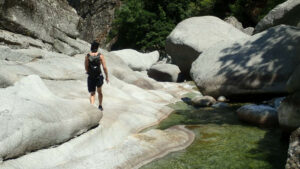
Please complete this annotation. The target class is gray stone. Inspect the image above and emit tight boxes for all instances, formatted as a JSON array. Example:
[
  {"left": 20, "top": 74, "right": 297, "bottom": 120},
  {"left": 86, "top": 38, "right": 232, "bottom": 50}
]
[
  {"left": 52, "top": 28, "right": 90, "bottom": 54},
  {"left": 0, "top": 0, "right": 79, "bottom": 44},
  {"left": 191, "top": 95, "right": 216, "bottom": 107},
  {"left": 53, "top": 39, "right": 79, "bottom": 56},
  {"left": 254, "top": 0, "right": 300, "bottom": 33},
  {"left": 111, "top": 49, "right": 159, "bottom": 71},
  {"left": 278, "top": 92, "right": 300, "bottom": 131},
  {"left": 0, "top": 66, "right": 18, "bottom": 88},
  {"left": 148, "top": 64, "right": 181, "bottom": 82},
  {"left": 285, "top": 127, "right": 300, "bottom": 169},
  {"left": 166, "top": 16, "right": 249, "bottom": 77},
  {"left": 190, "top": 25, "right": 300, "bottom": 99},
  {"left": 0, "top": 75, "right": 101, "bottom": 160},
  {"left": 287, "top": 65, "right": 300, "bottom": 93},
  {"left": 0, "top": 29, "right": 47, "bottom": 49},
  {"left": 224, "top": 16, "right": 254, "bottom": 35},
  {"left": 244, "top": 27, "right": 254, "bottom": 35},
  {"left": 100, "top": 49, "right": 163, "bottom": 90},
  {"left": 237, "top": 104, "right": 278, "bottom": 126},
  {"left": 0, "top": 53, "right": 87, "bottom": 84},
  {"left": 0, "top": 46, "right": 35, "bottom": 63},
  {"left": 71, "top": 0, "right": 120, "bottom": 48},
  {"left": 224, "top": 16, "right": 244, "bottom": 31}
]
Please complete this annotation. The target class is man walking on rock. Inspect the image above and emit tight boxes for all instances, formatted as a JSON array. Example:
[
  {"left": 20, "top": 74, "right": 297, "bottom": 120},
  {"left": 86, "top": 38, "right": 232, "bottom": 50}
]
[{"left": 85, "top": 41, "right": 109, "bottom": 111}]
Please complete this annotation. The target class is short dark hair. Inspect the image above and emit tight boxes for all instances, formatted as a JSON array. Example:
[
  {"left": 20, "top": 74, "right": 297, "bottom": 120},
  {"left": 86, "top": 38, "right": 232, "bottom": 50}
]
[{"left": 91, "top": 41, "right": 99, "bottom": 52}]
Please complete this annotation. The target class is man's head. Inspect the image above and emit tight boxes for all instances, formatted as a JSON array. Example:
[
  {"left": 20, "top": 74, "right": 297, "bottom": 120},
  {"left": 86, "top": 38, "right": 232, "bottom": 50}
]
[{"left": 91, "top": 40, "right": 100, "bottom": 52}]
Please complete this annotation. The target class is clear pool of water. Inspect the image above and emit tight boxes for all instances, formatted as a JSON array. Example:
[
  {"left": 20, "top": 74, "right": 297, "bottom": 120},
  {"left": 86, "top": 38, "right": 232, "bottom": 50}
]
[{"left": 141, "top": 100, "right": 288, "bottom": 169}]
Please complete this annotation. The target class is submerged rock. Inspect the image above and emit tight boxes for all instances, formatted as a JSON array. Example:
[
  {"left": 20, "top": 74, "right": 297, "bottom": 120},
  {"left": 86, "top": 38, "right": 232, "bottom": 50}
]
[
  {"left": 212, "top": 102, "right": 229, "bottom": 108},
  {"left": 191, "top": 95, "right": 216, "bottom": 107},
  {"left": 237, "top": 104, "right": 278, "bottom": 126}
]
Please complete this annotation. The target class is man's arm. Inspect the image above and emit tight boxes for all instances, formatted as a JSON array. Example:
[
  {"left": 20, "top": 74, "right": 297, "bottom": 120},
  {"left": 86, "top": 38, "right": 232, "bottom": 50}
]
[
  {"left": 85, "top": 55, "right": 89, "bottom": 73},
  {"left": 100, "top": 54, "right": 109, "bottom": 83}
]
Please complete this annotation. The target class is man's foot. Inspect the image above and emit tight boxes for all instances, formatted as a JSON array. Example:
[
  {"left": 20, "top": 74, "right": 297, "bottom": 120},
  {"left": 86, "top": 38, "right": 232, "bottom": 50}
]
[{"left": 98, "top": 105, "right": 103, "bottom": 111}]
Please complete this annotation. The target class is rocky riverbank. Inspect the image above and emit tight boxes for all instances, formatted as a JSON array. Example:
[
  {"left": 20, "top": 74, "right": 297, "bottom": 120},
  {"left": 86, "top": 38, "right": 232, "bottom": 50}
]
[{"left": 0, "top": 0, "right": 299, "bottom": 168}]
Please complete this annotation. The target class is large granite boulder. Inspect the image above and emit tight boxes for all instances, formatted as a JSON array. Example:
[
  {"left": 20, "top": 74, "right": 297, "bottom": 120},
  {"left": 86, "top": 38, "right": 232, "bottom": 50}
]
[
  {"left": 278, "top": 92, "right": 300, "bottom": 131},
  {"left": 0, "top": 0, "right": 79, "bottom": 43},
  {"left": 285, "top": 127, "right": 300, "bottom": 169},
  {"left": 148, "top": 64, "right": 181, "bottom": 82},
  {"left": 0, "top": 75, "right": 101, "bottom": 160},
  {"left": 100, "top": 49, "right": 162, "bottom": 90},
  {"left": 190, "top": 25, "right": 300, "bottom": 99},
  {"left": 166, "top": 16, "right": 249, "bottom": 77},
  {"left": 111, "top": 49, "right": 159, "bottom": 71},
  {"left": 254, "top": 0, "right": 300, "bottom": 34},
  {"left": 276, "top": 52, "right": 300, "bottom": 131},
  {"left": 0, "top": 0, "right": 90, "bottom": 55},
  {"left": 278, "top": 62, "right": 300, "bottom": 131},
  {"left": 287, "top": 65, "right": 300, "bottom": 93},
  {"left": 237, "top": 104, "right": 278, "bottom": 126}
]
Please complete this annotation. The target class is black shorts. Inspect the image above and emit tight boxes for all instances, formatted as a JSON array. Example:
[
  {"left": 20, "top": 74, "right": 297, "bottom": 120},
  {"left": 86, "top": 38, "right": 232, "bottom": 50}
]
[{"left": 87, "top": 75, "right": 104, "bottom": 93}]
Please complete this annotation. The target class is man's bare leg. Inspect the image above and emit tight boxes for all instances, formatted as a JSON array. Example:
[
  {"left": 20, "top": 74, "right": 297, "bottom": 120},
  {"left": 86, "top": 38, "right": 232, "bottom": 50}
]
[
  {"left": 97, "top": 87, "right": 103, "bottom": 106},
  {"left": 90, "top": 92, "right": 96, "bottom": 104}
]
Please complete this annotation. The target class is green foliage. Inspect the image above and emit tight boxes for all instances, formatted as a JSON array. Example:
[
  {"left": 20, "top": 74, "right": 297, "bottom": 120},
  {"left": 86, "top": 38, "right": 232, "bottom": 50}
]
[
  {"left": 108, "top": 0, "right": 286, "bottom": 53},
  {"left": 109, "top": 0, "right": 219, "bottom": 53}
]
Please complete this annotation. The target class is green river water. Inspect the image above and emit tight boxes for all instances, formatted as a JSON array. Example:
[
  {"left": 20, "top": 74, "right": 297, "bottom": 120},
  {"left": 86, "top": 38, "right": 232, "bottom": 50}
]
[{"left": 141, "top": 95, "right": 288, "bottom": 169}]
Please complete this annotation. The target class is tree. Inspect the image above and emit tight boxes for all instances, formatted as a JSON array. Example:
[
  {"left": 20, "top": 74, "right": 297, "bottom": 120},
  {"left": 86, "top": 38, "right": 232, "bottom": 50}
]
[{"left": 109, "top": 0, "right": 286, "bottom": 53}]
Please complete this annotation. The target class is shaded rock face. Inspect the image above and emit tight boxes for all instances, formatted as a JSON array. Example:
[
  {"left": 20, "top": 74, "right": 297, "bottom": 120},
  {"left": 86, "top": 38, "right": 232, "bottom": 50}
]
[
  {"left": 190, "top": 25, "right": 300, "bottom": 100},
  {"left": 0, "top": 0, "right": 79, "bottom": 44},
  {"left": 287, "top": 65, "right": 300, "bottom": 94},
  {"left": 68, "top": 0, "right": 120, "bottom": 48},
  {"left": 278, "top": 92, "right": 300, "bottom": 131},
  {"left": 278, "top": 64, "right": 300, "bottom": 131},
  {"left": 0, "top": 1, "right": 91, "bottom": 56},
  {"left": 254, "top": 0, "right": 300, "bottom": 34},
  {"left": 237, "top": 104, "right": 278, "bottom": 126},
  {"left": 166, "top": 16, "right": 249, "bottom": 78},
  {"left": 148, "top": 64, "right": 181, "bottom": 82},
  {"left": 285, "top": 127, "right": 300, "bottom": 169}
]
